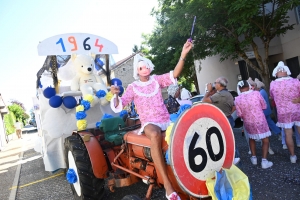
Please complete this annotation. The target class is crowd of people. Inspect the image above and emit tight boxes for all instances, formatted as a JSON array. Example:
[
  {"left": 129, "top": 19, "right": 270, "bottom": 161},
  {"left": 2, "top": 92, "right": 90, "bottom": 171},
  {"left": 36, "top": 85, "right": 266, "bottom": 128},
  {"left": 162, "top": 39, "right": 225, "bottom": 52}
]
[
  {"left": 165, "top": 61, "right": 300, "bottom": 170},
  {"left": 110, "top": 36, "right": 300, "bottom": 198},
  {"left": 205, "top": 61, "right": 300, "bottom": 169}
]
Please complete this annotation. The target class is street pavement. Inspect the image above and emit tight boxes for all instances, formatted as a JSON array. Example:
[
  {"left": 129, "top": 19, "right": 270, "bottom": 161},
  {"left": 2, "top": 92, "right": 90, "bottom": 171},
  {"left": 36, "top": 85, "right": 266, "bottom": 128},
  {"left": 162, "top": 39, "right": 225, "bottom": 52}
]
[{"left": 0, "top": 128, "right": 300, "bottom": 200}]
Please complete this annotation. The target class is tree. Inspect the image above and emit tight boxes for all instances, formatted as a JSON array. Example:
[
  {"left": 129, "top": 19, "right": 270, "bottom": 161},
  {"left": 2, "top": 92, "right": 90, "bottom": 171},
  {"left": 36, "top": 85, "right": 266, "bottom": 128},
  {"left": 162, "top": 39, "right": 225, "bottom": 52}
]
[
  {"left": 147, "top": 0, "right": 300, "bottom": 91},
  {"left": 132, "top": 45, "right": 139, "bottom": 53},
  {"left": 7, "top": 103, "right": 29, "bottom": 125},
  {"left": 10, "top": 99, "right": 26, "bottom": 110},
  {"left": 29, "top": 108, "right": 37, "bottom": 126},
  {"left": 3, "top": 112, "right": 16, "bottom": 135},
  {"left": 132, "top": 44, "right": 148, "bottom": 54}
]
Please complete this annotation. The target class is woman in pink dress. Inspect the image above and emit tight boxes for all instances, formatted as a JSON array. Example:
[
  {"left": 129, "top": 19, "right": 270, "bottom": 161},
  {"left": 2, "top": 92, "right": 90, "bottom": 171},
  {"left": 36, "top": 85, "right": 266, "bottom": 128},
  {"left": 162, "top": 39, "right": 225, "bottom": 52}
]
[
  {"left": 110, "top": 40, "right": 193, "bottom": 200},
  {"left": 270, "top": 61, "right": 300, "bottom": 163},
  {"left": 235, "top": 80, "right": 273, "bottom": 169}
]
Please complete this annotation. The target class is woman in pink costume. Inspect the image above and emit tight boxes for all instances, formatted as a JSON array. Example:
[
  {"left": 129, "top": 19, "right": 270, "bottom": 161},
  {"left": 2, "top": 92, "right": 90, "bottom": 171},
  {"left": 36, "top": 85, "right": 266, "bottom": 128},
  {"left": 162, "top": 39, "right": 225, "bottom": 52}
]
[
  {"left": 110, "top": 40, "right": 193, "bottom": 200},
  {"left": 235, "top": 80, "right": 273, "bottom": 169},
  {"left": 270, "top": 61, "right": 300, "bottom": 163}
]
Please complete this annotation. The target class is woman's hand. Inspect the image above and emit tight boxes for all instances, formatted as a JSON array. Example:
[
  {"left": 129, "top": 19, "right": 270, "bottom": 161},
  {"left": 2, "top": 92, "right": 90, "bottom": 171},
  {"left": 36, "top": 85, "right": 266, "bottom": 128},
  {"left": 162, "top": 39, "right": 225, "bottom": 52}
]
[
  {"left": 292, "top": 97, "right": 300, "bottom": 104},
  {"left": 181, "top": 40, "right": 193, "bottom": 58},
  {"left": 110, "top": 85, "right": 120, "bottom": 95}
]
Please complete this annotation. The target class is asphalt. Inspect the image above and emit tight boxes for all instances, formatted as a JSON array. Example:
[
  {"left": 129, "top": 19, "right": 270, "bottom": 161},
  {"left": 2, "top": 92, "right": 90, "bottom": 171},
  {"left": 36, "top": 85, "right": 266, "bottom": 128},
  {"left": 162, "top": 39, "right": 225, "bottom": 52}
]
[{"left": 0, "top": 128, "right": 300, "bottom": 200}]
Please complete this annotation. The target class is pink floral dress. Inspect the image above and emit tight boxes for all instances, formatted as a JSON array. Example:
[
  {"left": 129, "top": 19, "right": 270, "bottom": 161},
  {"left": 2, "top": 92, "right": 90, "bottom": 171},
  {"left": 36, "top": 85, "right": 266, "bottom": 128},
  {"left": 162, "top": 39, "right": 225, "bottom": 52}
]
[
  {"left": 270, "top": 77, "right": 300, "bottom": 128},
  {"left": 235, "top": 90, "right": 271, "bottom": 139},
  {"left": 111, "top": 71, "right": 176, "bottom": 134}
]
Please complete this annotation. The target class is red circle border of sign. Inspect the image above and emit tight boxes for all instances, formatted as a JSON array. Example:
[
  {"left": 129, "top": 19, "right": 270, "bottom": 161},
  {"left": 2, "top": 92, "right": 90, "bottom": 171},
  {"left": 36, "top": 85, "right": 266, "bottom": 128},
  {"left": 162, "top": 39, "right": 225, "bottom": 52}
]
[{"left": 169, "top": 103, "right": 235, "bottom": 198}]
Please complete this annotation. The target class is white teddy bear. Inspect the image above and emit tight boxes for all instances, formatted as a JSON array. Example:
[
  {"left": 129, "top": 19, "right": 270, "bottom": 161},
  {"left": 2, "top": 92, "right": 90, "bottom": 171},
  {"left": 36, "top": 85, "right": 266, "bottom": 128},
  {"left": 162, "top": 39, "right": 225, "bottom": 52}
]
[{"left": 70, "top": 53, "right": 109, "bottom": 107}]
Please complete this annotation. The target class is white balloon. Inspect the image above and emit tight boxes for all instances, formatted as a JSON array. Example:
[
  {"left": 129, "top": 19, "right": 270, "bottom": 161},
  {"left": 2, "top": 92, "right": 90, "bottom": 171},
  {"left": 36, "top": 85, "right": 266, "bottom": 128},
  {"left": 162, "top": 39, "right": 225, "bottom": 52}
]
[
  {"left": 42, "top": 107, "right": 76, "bottom": 138},
  {"left": 58, "top": 60, "right": 76, "bottom": 81}
]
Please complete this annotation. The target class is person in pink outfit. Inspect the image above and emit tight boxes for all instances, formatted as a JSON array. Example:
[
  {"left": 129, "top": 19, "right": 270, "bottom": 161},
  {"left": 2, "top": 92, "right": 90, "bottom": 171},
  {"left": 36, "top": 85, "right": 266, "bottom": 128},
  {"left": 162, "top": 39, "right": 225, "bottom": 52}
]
[
  {"left": 110, "top": 40, "right": 193, "bottom": 200},
  {"left": 235, "top": 80, "right": 273, "bottom": 169},
  {"left": 270, "top": 61, "right": 300, "bottom": 163}
]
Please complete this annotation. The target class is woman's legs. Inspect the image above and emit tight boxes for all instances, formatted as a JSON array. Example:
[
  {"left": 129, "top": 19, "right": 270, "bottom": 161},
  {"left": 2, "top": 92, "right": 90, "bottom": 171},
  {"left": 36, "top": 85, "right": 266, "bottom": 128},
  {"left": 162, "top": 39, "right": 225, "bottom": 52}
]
[
  {"left": 261, "top": 137, "right": 269, "bottom": 159},
  {"left": 284, "top": 128, "right": 295, "bottom": 156},
  {"left": 249, "top": 139, "right": 256, "bottom": 157},
  {"left": 143, "top": 124, "right": 176, "bottom": 197},
  {"left": 243, "top": 125, "right": 250, "bottom": 153}
]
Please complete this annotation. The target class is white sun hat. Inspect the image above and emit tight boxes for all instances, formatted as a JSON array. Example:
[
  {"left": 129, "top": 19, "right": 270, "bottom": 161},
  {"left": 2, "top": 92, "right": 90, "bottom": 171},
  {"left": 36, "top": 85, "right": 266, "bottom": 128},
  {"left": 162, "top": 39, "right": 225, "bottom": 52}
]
[
  {"left": 272, "top": 61, "right": 291, "bottom": 77},
  {"left": 180, "top": 88, "right": 192, "bottom": 100},
  {"left": 133, "top": 54, "right": 155, "bottom": 80},
  {"left": 254, "top": 78, "right": 265, "bottom": 89}
]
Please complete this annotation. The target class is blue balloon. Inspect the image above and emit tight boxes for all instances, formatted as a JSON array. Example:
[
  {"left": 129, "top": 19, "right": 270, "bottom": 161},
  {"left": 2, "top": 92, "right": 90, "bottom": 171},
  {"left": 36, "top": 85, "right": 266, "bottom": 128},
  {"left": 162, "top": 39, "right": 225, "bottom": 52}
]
[
  {"left": 111, "top": 78, "right": 122, "bottom": 86},
  {"left": 43, "top": 87, "right": 56, "bottom": 99},
  {"left": 49, "top": 95, "right": 63, "bottom": 108},
  {"left": 62, "top": 96, "right": 77, "bottom": 109},
  {"left": 119, "top": 85, "right": 124, "bottom": 96}
]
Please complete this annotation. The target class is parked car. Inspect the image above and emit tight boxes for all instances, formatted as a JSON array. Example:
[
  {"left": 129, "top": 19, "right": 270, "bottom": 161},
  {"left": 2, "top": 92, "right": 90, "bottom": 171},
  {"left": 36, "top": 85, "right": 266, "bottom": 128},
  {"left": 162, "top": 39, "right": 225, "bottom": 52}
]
[
  {"left": 22, "top": 125, "right": 37, "bottom": 133},
  {"left": 190, "top": 94, "right": 205, "bottom": 104}
]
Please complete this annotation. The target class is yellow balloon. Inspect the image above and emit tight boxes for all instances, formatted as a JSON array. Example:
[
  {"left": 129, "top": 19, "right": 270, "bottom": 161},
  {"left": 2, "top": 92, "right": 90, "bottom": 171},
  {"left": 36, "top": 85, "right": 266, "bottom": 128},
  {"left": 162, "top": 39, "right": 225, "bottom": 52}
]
[
  {"left": 83, "top": 94, "right": 94, "bottom": 103},
  {"left": 77, "top": 119, "right": 87, "bottom": 131},
  {"left": 105, "top": 91, "right": 113, "bottom": 101},
  {"left": 165, "top": 123, "right": 174, "bottom": 145},
  {"left": 76, "top": 105, "right": 84, "bottom": 112}
]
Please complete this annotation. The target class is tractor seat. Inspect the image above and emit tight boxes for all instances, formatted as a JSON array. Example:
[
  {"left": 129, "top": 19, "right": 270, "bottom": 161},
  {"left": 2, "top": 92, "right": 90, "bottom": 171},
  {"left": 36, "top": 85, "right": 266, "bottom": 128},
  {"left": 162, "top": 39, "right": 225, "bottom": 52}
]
[{"left": 124, "top": 130, "right": 168, "bottom": 148}]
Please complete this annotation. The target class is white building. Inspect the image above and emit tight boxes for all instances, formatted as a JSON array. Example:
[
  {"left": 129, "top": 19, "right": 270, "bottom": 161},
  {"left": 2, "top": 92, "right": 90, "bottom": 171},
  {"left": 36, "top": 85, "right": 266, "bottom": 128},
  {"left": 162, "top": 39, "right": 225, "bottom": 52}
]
[
  {"left": 0, "top": 94, "right": 8, "bottom": 150},
  {"left": 196, "top": 7, "right": 300, "bottom": 94}
]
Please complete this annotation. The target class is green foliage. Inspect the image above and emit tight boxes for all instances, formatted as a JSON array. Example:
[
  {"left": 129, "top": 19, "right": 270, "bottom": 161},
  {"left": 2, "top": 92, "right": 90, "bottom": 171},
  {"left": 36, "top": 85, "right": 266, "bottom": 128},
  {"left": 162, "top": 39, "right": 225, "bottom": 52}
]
[
  {"left": 4, "top": 112, "right": 15, "bottom": 135},
  {"left": 10, "top": 99, "right": 26, "bottom": 110},
  {"left": 8, "top": 104, "right": 25, "bottom": 123},
  {"left": 143, "top": 0, "right": 300, "bottom": 89},
  {"left": 3, "top": 102, "right": 29, "bottom": 135}
]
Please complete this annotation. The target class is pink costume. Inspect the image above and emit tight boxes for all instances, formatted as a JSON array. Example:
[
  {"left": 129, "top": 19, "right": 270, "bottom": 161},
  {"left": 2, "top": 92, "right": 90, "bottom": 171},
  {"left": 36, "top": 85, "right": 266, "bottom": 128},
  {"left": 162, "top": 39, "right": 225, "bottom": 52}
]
[
  {"left": 111, "top": 71, "right": 176, "bottom": 134},
  {"left": 235, "top": 90, "right": 271, "bottom": 139},
  {"left": 270, "top": 77, "right": 300, "bottom": 128}
]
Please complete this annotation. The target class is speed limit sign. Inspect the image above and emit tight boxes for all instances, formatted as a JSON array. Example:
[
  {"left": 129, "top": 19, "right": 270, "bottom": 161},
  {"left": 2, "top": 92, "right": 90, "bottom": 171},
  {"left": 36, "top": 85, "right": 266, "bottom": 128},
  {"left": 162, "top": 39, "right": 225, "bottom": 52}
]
[{"left": 169, "top": 103, "right": 235, "bottom": 198}]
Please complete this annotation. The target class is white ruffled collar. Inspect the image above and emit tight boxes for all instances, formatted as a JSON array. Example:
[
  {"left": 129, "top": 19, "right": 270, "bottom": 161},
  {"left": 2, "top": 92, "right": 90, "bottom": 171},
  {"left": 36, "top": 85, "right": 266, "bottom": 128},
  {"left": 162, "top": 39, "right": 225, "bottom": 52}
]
[
  {"left": 133, "top": 76, "right": 155, "bottom": 86},
  {"left": 132, "top": 75, "right": 159, "bottom": 97},
  {"left": 275, "top": 76, "right": 292, "bottom": 81},
  {"left": 240, "top": 90, "right": 253, "bottom": 95}
]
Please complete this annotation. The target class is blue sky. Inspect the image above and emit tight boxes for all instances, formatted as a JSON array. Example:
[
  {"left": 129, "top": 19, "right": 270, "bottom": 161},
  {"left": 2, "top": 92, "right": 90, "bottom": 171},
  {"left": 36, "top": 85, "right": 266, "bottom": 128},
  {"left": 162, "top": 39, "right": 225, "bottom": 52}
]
[{"left": 0, "top": 0, "right": 157, "bottom": 111}]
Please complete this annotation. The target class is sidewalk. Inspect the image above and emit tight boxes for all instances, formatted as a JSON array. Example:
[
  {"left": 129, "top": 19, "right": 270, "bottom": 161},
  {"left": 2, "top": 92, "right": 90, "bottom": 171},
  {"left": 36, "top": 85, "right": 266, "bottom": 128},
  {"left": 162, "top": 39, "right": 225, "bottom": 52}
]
[
  {"left": 1, "top": 128, "right": 300, "bottom": 200},
  {"left": 0, "top": 132, "right": 38, "bottom": 200}
]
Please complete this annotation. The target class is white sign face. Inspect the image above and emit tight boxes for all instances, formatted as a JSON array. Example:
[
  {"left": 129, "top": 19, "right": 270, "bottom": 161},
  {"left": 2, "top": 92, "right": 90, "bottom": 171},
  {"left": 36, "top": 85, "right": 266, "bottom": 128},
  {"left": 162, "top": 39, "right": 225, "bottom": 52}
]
[
  {"left": 37, "top": 33, "right": 118, "bottom": 56},
  {"left": 245, "top": 51, "right": 255, "bottom": 59},
  {"left": 183, "top": 117, "right": 226, "bottom": 181}
]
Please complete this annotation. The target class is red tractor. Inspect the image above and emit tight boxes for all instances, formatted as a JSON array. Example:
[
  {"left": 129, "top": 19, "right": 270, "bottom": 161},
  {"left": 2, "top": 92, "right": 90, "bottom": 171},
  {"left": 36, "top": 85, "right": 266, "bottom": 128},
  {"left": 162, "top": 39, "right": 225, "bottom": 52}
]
[{"left": 64, "top": 103, "right": 235, "bottom": 200}]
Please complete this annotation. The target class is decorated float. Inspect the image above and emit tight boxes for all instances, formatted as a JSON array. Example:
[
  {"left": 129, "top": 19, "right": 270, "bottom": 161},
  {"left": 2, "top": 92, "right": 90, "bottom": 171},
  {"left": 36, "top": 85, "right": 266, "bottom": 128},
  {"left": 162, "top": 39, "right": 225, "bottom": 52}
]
[
  {"left": 33, "top": 33, "right": 251, "bottom": 200},
  {"left": 34, "top": 33, "right": 120, "bottom": 172}
]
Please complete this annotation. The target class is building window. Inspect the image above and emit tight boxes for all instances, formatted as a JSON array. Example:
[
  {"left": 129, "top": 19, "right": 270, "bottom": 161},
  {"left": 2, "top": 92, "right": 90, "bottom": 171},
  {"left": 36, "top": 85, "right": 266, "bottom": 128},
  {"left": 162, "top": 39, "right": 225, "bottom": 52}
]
[{"left": 296, "top": 6, "right": 300, "bottom": 24}]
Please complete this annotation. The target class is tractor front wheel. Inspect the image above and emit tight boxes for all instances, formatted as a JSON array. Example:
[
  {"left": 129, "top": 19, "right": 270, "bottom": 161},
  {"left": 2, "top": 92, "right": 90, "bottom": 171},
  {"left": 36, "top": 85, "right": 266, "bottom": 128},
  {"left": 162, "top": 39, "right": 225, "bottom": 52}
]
[{"left": 64, "top": 134, "right": 105, "bottom": 200}]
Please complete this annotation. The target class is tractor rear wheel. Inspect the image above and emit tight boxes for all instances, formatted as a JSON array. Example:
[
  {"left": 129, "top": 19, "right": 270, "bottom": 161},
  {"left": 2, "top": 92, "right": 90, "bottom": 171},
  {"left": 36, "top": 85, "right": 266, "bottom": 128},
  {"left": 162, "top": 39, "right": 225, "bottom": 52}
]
[{"left": 64, "top": 134, "right": 105, "bottom": 200}]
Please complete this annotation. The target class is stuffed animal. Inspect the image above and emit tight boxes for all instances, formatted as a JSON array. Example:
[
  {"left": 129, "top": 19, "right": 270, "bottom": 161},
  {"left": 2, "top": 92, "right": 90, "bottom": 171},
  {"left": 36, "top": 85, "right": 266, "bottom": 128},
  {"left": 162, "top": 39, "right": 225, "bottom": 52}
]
[{"left": 70, "top": 54, "right": 109, "bottom": 107}]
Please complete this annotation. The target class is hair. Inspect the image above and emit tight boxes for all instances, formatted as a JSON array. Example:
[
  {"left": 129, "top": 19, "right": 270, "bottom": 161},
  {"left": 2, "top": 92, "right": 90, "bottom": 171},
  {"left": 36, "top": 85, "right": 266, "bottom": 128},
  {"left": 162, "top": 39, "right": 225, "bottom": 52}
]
[{"left": 218, "top": 77, "right": 228, "bottom": 87}]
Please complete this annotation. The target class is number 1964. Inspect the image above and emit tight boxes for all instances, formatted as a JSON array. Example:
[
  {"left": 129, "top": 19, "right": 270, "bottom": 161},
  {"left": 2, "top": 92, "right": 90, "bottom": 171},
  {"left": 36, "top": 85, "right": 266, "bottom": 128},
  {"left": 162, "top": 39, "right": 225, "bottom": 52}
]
[{"left": 56, "top": 37, "right": 103, "bottom": 52}]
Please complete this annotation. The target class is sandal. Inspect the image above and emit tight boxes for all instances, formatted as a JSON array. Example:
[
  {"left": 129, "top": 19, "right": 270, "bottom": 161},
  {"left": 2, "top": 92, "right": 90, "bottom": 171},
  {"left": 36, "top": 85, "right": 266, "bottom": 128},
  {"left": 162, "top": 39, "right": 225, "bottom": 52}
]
[{"left": 166, "top": 192, "right": 181, "bottom": 200}]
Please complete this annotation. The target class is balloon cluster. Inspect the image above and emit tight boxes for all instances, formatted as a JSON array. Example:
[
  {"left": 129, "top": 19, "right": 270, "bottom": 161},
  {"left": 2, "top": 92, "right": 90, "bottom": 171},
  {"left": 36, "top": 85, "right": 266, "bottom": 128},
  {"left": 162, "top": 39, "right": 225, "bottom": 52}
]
[
  {"left": 111, "top": 78, "right": 124, "bottom": 96},
  {"left": 43, "top": 87, "right": 77, "bottom": 109},
  {"left": 75, "top": 90, "right": 113, "bottom": 131}
]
